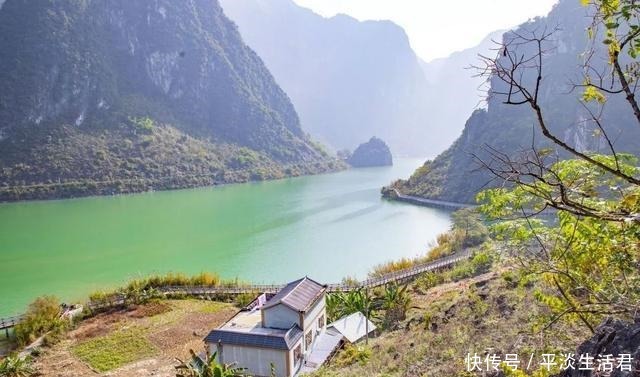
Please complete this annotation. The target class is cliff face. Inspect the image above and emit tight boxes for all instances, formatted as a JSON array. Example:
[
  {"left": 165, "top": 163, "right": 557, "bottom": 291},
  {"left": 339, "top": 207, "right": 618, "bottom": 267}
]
[
  {"left": 220, "top": 0, "right": 433, "bottom": 156},
  {"left": 394, "top": 0, "right": 640, "bottom": 204},
  {"left": 347, "top": 137, "right": 393, "bottom": 168},
  {"left": 555, "top": 318, "right": 640, "bottom": 377},
  {"left": 0, "top": 0, "right": 340, "bottom": 201}
]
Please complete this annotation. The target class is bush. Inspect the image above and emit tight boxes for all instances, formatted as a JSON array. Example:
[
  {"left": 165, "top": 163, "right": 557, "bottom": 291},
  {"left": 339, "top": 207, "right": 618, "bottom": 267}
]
[
  {"left": 334, "top": 345, "right": 371, "bottom": 367},
  {"left": 14, "top": 296, "right": 66, "bottom": 347},
  {"left": 414, "top": 272, "right": 445, "bottom": 293},
  {"left": 235, "top": 293, "right": 258, "bottom": 308},
  {"left": 0, "top": 356, "right": 35, "bottom": 377}
]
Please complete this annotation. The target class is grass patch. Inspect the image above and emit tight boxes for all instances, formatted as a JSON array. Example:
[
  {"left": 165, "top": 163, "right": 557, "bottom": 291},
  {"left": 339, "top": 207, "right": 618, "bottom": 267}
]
[
  {"left": 198, "top": 301, "right": 229, "bottom": 314},
  {"left": 71, "top": 327, "right": 157, "bottom": 372}
]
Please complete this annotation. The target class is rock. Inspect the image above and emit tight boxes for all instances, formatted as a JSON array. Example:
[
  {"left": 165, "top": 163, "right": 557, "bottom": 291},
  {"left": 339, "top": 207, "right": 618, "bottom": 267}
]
[
  {"left": 555, "top": 318, "right": 640, "bottom": 377},
  {"left": 347, "top": 137, "right": 393, "bottom": 168}
]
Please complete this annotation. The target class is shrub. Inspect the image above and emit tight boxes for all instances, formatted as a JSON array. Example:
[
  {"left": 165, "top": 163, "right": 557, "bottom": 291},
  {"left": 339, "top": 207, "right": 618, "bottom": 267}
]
[
  {"left": 14, "top": 296, "right": 66, "bottom": 347},
  {"left": 414, "top": 272, "right": 445, "bottom": 293},
  {"left": 235, "top": 293, "right": 258, "bottom": 308},
  {"left": 334, "top": 344, "right": 371, "bottom": 367},
  {"left": 0, "top": 356, "right": 35, "bottom": 377}
]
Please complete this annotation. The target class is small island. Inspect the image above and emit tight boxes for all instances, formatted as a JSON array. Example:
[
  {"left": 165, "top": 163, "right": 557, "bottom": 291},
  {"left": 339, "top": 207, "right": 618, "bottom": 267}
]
[{"left": 347, "top": 137, "right": 393, "bottom": 168}]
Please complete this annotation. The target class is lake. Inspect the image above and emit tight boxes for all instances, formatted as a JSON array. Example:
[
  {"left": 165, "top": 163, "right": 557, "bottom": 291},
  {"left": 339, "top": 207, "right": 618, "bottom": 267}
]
[{"left": 0, "top": 158, "right": 451, "bottom": 317}]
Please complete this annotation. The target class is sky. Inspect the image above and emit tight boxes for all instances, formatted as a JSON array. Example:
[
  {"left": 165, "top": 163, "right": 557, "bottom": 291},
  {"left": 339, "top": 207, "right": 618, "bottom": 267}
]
[{"left": 292, "top": 0, "right": 558, "bottom": 61}]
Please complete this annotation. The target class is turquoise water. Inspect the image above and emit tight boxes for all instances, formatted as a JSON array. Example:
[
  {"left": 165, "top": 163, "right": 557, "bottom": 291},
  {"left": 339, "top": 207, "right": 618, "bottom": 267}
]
[{"left": 0, "top": 158, "right": 450, "bottom": 316}]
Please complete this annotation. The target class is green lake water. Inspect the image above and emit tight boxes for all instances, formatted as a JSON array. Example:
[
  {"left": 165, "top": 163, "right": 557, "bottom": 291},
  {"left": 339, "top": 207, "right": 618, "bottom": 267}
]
[{"left": 0, "top": 158, "right": 451, "bottom": 317}]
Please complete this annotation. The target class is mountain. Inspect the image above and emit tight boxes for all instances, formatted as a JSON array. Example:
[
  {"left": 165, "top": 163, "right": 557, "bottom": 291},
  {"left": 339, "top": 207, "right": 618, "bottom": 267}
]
[
  {"left": 419, "top": 30, "right": 507, "bottom": 150},
  {"left": 0, "top": 0, "right": 341, "bottom": 201},
  {"left": 219, "top": 0, "right": 433, "bottom": 156},
  {"left": 347, "top": 137, "right": 393, "bottom": 168},
  {"left": 389, "top": 0, "right": 640, "bottom": 204}
]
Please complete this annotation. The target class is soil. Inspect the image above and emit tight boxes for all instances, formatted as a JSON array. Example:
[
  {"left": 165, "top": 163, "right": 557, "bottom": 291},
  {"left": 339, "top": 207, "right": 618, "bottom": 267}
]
[{"left": 33, "top": 300, "right": 237, "bottom": 377}]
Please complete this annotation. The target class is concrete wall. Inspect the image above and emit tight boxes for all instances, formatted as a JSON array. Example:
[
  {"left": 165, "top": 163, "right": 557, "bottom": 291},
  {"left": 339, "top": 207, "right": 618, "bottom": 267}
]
[
  {"left": 213, "top": 343, "right": 289, "bottom": 377},
  {"left": 302, "top": 296, "right": 326, "bottom": 353},
  {"left": 288, "top": 338, "right": 304, "bottom": 376},
  {"left": 262, "top": 304, "right": 300, "bottom": 330}
]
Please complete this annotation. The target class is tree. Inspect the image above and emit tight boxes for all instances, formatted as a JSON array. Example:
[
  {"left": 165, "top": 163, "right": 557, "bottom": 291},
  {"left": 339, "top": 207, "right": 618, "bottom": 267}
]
[
  {"left": 450, "top": 208, "right": 489, "bottom": 249},
  {"left": 474, "top": 0, "right": 640, "bottom": 333},
  {"left": 175, "top": 349, "right": 248, "bottom": 377},
  {"left": 326, "top": 289, "right": 379, "bottom": 344}
]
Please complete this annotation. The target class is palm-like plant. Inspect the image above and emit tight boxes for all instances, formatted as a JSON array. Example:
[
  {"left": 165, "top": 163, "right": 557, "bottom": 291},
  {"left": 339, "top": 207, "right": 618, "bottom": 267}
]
[
  {"left": 329, "top": 288, "right": 380, "bottom": 344},
  {"left": 380, "top": 283, "right": 411, "bottom": 325},
  {"left": 0, "top": 356, "right": 35, "bottom": 377},
  {"left": 175, "top": 349, "right": 248, "bottom": 377}
]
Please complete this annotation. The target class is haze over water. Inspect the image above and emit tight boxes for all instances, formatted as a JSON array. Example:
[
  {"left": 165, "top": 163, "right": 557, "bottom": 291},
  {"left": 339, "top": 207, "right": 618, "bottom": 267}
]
[{"left": 0, "top": 158, "right": 451, "bottom": 317}]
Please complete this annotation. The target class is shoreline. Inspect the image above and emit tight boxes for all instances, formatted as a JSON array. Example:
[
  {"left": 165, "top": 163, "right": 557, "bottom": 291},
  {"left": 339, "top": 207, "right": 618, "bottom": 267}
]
[{"left": 381, "top": 187, "right": 475, "bottom": 210}]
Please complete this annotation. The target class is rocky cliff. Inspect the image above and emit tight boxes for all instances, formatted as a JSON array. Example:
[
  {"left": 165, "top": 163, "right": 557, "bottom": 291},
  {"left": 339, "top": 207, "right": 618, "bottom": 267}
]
[
  {"left": 0, "top": 0, "right": 340, "bottom": 201},
  {"left": 393, "top": 0, "right": 640, "bottom": 204},
  {"left": 347, "top": 137, "right": 393, "bottom": 168},
  {"left": 220, "top": 0, "right": 433, "bottom": 156}
]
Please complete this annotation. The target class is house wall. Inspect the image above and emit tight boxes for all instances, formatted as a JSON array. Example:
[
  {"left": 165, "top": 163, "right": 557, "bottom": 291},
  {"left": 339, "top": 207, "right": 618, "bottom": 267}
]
[
  {"left": 212, "top": 342, "right": 289, "bottom": 377},
  {"left": 262, "top": 304, "right": 300, "bottom": 330},
  {"left": 302, "top": 296, "right": 326, "bottom": 353},
  {"left": 288, "top": 338, "right": 304, "bottom": 376}
]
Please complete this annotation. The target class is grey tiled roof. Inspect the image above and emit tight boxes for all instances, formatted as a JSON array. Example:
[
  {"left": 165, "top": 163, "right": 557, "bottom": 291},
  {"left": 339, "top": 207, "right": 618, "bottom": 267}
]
[
  {"left": 262, "top": 277, "right": 326, "bottom": 312},
  {"left": 205, "top": 325, "right": 303, "bottom": 350}
]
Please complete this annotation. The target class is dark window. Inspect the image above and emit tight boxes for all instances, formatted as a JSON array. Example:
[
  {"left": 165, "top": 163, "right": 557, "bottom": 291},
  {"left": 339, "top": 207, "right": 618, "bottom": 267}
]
[
  {"left": 318, "top": 314, "right": 325, "bottom": 329},
  {"left": 305, "top": 330, "right": 313, "bottom": 349},
  {"left": 294, "top": 345, "right": 302, "bottom": 364}
]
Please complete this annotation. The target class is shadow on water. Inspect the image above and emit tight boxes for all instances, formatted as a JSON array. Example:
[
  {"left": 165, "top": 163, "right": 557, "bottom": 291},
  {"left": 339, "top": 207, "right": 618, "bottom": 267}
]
[{"left": 330, "top": 204, "right": 381, "bottom": 223}]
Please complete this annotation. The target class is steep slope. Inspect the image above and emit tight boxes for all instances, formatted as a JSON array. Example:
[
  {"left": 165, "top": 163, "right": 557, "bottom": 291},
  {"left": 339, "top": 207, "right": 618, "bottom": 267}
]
[
  {"left": 391, "top": 0, "right": 640, "bottom": 204},
  {"left": 220, "top": 0, "right": 434, "bottom": 156},
  {"left": 347, "top": 137, "right": 393, "bottom": 168},
  {"left": 419, "top": 30, "right": 506, "bottom": 150},
  {"left": 0, "top": 0, "right": 340, "bottom": 201}
]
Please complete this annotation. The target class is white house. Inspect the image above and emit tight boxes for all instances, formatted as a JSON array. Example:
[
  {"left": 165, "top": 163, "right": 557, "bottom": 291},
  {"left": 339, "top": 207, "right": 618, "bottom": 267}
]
[{"left": 205, "top": 277, "right": 328, "bottom": 377}]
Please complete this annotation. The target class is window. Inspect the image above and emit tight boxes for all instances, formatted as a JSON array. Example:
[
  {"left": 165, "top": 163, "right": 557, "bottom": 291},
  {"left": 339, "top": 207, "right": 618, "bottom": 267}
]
[
  {"left": 294, "top": 345, "right": 302, "bottom": 364},
  {"left": 318, "top": 314, "right": 325, "bottom": 329},
  {"left": 305, "top": 330, "right": 313, "bottom": 349}
]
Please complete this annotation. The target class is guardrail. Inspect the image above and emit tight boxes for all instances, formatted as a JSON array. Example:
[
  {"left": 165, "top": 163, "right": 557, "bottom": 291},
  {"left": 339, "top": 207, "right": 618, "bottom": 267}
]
[
  {"left": 0, "top": 315, "right": 24, "bottom": 336},
  {"left": 87, "top": 250, "right": 472, "bottom": 310},
  {"left": 7, "top": 250, "right": 473, "bottom": 320}
]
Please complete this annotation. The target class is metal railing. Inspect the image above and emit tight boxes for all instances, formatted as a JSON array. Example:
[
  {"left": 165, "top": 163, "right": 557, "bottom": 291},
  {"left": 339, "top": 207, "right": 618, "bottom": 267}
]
[{"left": 6, "top": 250, "right": 473, "bottom": 322}]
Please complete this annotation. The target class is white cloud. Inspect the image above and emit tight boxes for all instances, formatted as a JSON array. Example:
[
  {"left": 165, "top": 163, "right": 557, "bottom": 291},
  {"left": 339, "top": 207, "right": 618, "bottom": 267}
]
[{"left": 292, "top": 0, "right": 558, "bottom": 61}]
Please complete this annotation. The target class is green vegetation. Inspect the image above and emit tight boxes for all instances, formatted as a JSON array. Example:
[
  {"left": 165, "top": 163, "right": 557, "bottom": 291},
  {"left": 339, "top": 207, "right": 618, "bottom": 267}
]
[
  {"left": 0, "top": 356, "right": 35, "bottom": 377},
  {"left": 175, "top": 349, "right": 249, "bottom": 377},
  {"left": 14, "top": 296, "right": 66, "bottom": 347},
  {"left": 87, "top": 272, "right": 251, "bottom": 310},
  {"left": 333, "top": 345, "right": 371, "bottom": 367},
  {"left": 392, "top": 0, "right": 640, "bottom": 204},
  {"left": 0, "top": 0, "right": 343, "bottom": 202},
  {"left": 370, "top": 208, "right": 488, "bottom": 277},
  {"left": 311, "top": 261, "right": 587, "bottom": 377},
  {"left": 71, "top": 327, "right": 157, "bottom": 372},
  {"left": 326, "top": 282, "right": 414, "bottom": 335},
  {"left": 472, "top": 0, "right": 640, "bottom": 334},
  {"left": 128, "top": 116, "right": 155, "bottom": 132}
]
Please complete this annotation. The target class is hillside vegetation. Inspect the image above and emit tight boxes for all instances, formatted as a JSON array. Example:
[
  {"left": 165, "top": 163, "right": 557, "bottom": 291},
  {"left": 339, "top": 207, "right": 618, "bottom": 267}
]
[
  {"left": 393, "top": 0, "right": 640, "bottom": 204},
  {"left": 0, "top": 0, "right": 341, "bottom": 201}
]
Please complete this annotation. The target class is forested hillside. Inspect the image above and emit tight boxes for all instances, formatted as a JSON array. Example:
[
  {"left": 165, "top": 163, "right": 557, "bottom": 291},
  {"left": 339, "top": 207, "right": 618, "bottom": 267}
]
[
  {"left": 0, "top": 0, "right": 340, "bottom": 201},
  {"left": 392, "top": 0, "right": 640, "bottom": 203}
]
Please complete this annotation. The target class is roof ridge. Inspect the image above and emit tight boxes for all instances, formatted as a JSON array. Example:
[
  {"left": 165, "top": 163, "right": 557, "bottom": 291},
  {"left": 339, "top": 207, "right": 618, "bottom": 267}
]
[{"left": 277, "top": 277, "right": 307, "bottom": 304}]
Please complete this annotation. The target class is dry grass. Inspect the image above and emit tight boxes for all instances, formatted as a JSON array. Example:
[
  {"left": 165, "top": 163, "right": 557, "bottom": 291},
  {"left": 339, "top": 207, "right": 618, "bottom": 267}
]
[{"left": 311, "top": 271, "right": 589, "bottom": 377}]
